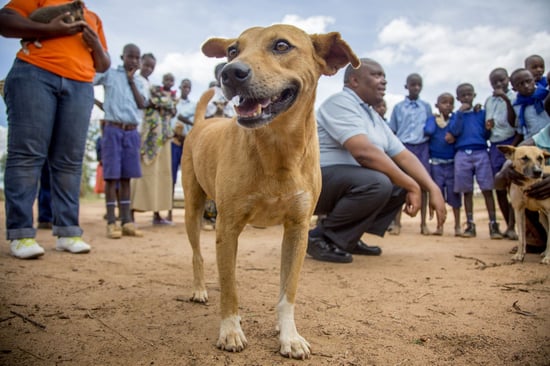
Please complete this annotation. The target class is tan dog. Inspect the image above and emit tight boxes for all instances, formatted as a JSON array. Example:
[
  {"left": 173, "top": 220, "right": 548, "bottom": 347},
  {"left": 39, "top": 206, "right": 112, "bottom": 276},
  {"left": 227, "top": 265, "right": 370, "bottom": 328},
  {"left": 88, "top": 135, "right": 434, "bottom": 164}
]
[
  {"left": 181, "top": 24, "right": 359, "bottom": 359},
  {"left": 498, "top": 145, "right": 550, "bottom": 264}
]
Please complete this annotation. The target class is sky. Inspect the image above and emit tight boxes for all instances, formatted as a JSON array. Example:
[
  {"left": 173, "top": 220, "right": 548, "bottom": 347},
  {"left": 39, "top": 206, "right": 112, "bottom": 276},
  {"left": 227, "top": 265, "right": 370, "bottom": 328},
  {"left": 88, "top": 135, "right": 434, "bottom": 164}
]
[{"left": 0, "top": 0, "right": 549, "bottom": 128}]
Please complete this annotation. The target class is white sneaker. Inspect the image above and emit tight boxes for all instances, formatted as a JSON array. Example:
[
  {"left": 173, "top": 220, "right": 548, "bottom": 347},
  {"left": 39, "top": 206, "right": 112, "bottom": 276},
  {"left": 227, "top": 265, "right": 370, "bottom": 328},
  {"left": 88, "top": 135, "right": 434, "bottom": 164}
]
[
  {"left": 56, "top": 237, "right": 91, "bottom": 254},
  {"left": 10, "top": 238, "right": 45, "bottom": 259}
]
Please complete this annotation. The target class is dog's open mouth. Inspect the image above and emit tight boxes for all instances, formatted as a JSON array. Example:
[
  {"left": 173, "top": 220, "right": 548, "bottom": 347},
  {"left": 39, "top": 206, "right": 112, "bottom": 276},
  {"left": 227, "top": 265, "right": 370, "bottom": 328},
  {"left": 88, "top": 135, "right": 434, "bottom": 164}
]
[{"left": 234, "top": 86, "right": 298, "bottom": 128}]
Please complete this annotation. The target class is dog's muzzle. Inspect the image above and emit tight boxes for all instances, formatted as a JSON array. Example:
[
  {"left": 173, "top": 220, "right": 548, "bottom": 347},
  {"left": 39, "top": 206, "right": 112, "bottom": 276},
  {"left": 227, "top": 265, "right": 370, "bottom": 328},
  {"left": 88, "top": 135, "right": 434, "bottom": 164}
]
[{"left": 221, "top": 62, "right": 298, "bottom": 129}]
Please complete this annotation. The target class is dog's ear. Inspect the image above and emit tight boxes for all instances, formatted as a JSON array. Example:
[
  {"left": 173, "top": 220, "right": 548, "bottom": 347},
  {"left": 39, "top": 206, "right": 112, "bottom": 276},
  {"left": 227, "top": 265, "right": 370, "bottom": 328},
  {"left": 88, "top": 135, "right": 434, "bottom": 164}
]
[
  {"left": 497, "top": 145, "right": 516, "bottom": 160},
  {"left": 202, "top": 38, "right": 235, "bottom": 58},
  {"left": 543, "top": 150, "right": 550, "bottom": 161},
  {"left": 311, "top": 32, "right": 360, "bottom": 76}
]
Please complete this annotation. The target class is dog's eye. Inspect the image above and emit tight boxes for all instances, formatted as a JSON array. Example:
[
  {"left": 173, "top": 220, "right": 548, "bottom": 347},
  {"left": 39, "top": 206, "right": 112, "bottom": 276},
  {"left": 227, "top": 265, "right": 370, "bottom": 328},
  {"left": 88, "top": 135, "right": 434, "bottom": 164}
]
[
  {"left": 273, "top": 40, "right": 292, "bottom": 54},
  {"left": 227, "top": 46, "right": 239, "bottom": 60},
  {"left": 521, "top": 156, "right": 530, "bottom": 163}
]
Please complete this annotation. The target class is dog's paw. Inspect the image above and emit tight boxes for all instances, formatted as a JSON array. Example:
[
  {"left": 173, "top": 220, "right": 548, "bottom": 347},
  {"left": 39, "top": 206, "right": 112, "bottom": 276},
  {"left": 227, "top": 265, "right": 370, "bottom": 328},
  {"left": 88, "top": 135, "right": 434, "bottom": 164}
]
[
  {"left": 511, "top": 253, "right": 525, "bottom": 262},
  {"left": 280, "top": 333, "right": 311, "bottom": 359},
  {"left": 217, "top": 315, "right": 248, "bottom": 352},
  {"left": 540, "top": 254, "right": 550, "bottom": 265},
  {"left": 190, "top": 290, "right": 208, "bottom": 303}
]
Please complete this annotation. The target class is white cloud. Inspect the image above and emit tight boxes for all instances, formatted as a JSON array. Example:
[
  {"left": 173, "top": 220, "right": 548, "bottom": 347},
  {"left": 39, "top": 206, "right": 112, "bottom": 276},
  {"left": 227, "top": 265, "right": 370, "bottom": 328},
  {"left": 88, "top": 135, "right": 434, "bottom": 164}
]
[
  {"left": 280, "top": 14, "right": 335, "bottom": 34},
  {"left": 152, "top": 15, "right": 338, "bottom": 101},
  {"left": 375, "top": 17, "right": 550, "bottom": 111}
]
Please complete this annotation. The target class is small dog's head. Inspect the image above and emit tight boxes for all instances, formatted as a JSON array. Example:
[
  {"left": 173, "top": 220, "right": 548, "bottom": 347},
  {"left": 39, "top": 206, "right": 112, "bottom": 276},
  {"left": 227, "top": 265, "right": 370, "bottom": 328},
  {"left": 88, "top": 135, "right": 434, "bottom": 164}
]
[
  {"left": 65, "top": 0, "right": 85, "bottom": 22},
  {"left": 498, "top": 145, "right": 550, "bottom": 180},
  {"left": 213, "top": 100, "right": 228, "bottom": 117},
  {"left": 201, "top": 24, "right": 359, "bottom": 129}
]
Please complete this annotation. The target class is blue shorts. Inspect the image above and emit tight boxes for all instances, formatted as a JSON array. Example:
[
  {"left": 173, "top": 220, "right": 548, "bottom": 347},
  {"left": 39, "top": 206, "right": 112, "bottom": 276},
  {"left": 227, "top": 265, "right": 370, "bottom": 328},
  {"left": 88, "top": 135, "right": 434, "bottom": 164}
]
[
  {"left": 454, "top": 149, "right": 494, "bottom": 192},
  {"left": 101, "top": 125, "right": 142, "bottom": 180},
  {"left": 431, "top": 162, "right": 462, "bottom": 208},
  {"left": 404, "top": 142, "right": 430, "bottom": 173},
  {"left": 171, "top": 142, "right": 183, "bottom": 184},
  {"left": 489, "top": 135, "right": 515, "bottom": 175}
]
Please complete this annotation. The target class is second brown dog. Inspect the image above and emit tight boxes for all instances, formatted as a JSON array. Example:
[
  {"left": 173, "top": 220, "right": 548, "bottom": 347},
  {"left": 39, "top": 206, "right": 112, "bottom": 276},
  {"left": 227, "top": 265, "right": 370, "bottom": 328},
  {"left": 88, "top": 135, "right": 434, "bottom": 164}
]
[{"left": 498, "top": 145, "right": 550, "bottom": 264}]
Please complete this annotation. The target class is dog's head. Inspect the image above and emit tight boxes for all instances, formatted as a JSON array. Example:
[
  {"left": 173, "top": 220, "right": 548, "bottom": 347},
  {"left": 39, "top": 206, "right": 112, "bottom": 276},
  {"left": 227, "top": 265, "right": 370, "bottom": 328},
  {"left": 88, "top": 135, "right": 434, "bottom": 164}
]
[
  {"left": 498, "top": 145, "right": 550, "bottom": 181},
  {"left": 201, "top": 24, "right": 359, "bottom": 129},
  {"left": 66, "top": 0, "right": 85, "bottom": 22}
]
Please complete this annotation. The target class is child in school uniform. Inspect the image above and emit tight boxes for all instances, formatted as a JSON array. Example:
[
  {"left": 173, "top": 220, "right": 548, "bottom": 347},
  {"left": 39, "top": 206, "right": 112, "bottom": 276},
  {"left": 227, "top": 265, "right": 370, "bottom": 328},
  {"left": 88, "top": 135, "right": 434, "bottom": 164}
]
[
  {"left": 388, "top": 73, "right": 433, "bottom": 235},
  {"left": 94, "top": 43, "right": 148, "bottom": 239},
  {"left": 448, "top": 83, "right": 503, "bottom": 239},
  {"left": 511, "top": 68, "right": 550, "bottom": 143},
  {"left": 424, "top": 92, "right": 462, "bottom": 236},
  {"left": 485, "top": 68, "right": 518, "bottom": 240},
  {"left": 524, "top": 54, "right": 547, "bottom": 90}
]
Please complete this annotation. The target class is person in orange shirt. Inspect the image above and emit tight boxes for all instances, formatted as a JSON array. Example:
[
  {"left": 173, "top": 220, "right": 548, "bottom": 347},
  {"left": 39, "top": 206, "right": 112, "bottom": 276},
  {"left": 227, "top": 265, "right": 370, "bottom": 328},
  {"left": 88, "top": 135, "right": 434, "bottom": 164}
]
[{"left": 0, "top": 0, "right": 110, "bottom": 259}]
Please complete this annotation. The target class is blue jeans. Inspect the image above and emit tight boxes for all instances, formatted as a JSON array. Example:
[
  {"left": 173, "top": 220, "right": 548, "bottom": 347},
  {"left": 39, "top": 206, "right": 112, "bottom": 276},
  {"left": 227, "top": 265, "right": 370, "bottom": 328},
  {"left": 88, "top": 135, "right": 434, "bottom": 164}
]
[
  {"left": 4, "top": 59, "right": 93, "bottom": 239},
  {"left": 38, "top": 161, "right": 53, "bottom": 223},
  {"left": 171, "top": 141, "right": 183, "bottom": 184}
]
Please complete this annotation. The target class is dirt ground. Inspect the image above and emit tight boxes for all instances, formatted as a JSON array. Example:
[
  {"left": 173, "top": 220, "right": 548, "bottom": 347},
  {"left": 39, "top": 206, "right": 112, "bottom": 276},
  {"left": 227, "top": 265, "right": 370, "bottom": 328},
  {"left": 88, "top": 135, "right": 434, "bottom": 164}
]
[{"left": 0, "top": 198, "right": 549, "bottom": 366}]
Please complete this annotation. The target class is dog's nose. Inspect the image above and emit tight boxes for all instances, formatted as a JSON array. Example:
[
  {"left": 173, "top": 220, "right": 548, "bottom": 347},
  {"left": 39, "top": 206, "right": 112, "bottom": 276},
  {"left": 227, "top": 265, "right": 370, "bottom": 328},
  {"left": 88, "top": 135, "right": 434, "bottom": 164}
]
[{"left": 221, "top": 62, "right": 251, "bottom": 96}]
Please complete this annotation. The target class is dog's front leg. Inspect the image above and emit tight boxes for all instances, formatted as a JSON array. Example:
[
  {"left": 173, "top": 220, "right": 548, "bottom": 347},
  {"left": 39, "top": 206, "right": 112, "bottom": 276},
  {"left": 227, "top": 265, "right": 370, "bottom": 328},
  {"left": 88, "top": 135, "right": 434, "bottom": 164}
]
[
  {"left": 539, "top": 212, "right": 550, "bottom": 264},
  {"left": 513, "top": 208, "right": 527, "bottom": 262},
  {"left": 277, "top": 222, "right": 311, "bottom": 359},
  {"left": 216, "top": 220, "right": 248, "bottom": 352}
]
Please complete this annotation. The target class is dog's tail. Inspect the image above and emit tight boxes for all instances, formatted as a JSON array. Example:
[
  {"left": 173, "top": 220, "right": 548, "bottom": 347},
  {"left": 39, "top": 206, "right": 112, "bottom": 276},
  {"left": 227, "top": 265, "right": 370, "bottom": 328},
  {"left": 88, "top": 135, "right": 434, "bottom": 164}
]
[{"left": 194, "top": 88, "right": 215, "bottom": 125}]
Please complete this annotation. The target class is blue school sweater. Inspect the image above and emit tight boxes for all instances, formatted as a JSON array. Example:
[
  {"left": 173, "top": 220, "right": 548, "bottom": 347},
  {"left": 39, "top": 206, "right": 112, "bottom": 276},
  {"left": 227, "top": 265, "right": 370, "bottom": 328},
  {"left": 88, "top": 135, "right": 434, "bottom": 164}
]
[
  {"left": 448, "top": 109, "right": 489, "bottom": 151},
  {"left": 424, "top": 115, "right": 455, "bottom": 160}
]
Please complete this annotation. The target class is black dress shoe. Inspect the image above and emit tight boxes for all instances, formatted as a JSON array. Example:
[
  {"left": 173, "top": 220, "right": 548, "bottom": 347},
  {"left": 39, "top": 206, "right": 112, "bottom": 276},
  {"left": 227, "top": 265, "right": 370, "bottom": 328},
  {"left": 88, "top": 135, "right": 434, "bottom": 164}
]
[
  {"left": 350, "top": 240, "right": 382, "bottom": 256},
  {"left": 307, "top": 237, "right": 353, "bottom": 263}
]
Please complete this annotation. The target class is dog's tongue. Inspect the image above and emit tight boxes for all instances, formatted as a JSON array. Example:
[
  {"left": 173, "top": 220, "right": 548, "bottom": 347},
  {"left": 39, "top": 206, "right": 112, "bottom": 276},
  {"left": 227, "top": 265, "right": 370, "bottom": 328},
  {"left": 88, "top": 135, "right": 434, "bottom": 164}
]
[{"left": 236, "top": 97, "right": 271, "bottom": 118}]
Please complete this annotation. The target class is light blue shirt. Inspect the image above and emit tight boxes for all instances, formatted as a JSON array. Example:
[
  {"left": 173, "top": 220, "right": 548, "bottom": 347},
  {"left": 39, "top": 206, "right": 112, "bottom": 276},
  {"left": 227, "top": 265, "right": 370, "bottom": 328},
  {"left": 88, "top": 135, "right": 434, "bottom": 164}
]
[
  {"left": 514, "top": 103, "right": 550, "bottom": 140},
  {"left": 484, "top": 90, "right": 516, "bottom": 142},
  {"left": 172, "top": 98, "right": 196, "bottom": 135},
  {"left": 533, "top": 124, "right": 550, "bottom": 152},
  {"left": 317, "top": 87, "right": 405, "bottom": 168},
  {"left": 94, "top": 66, "right": 147, "bottom": 125},
  {"left": 388, "top": 96, "right": 431, "bottom": 144}
]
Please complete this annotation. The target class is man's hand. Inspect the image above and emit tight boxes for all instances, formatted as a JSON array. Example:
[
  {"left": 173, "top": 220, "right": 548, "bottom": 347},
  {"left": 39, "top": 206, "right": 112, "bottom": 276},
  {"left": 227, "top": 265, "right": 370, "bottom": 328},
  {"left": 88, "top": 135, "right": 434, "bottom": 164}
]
[
  {"left": 525, "top": 176, "right": 550, "bottom": 200},
  {"left": 403, "top": 188, "right": 421, "bottom": 217},
  {"left": 494, "top": 161, "right": 526, "bottom": 190},
  {"left": 427, "top": 186, "right": 447, "bottom": 228}
]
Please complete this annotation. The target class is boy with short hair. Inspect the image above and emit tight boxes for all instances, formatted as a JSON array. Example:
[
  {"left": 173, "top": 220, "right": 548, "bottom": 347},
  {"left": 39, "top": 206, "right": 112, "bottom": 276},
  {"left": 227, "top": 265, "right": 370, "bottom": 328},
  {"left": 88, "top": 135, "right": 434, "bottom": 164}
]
[
  {"left": 524, "top": 54, "right": 547, "bottom": 89},
  {"left": 94, "top": 43, "right": 148, "bottom": 239},
  {"left": 485, "top": 68, "right": 518, "bottom": 240},
  {"left": 424, "top": 92, "right": 461, "bottom": 236},
  {"left": 388, "top": 73, "right": 433, "bottom": 235},
  {"left": 448, "top": 83, "right": 503, "bottom": 239},
  {"left": 511, "top": 68, "right": 550, "bottom": 142}
]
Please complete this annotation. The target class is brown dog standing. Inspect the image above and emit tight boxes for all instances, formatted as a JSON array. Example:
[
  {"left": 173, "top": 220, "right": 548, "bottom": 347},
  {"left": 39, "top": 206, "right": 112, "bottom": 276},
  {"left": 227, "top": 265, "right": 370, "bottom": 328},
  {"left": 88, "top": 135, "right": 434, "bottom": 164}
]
[
  {"left": 182, "top": 24, "right": 359, "bottom": 358},
  {"left": 498, "top": 145, "right": 550, "bottom": 264}
]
